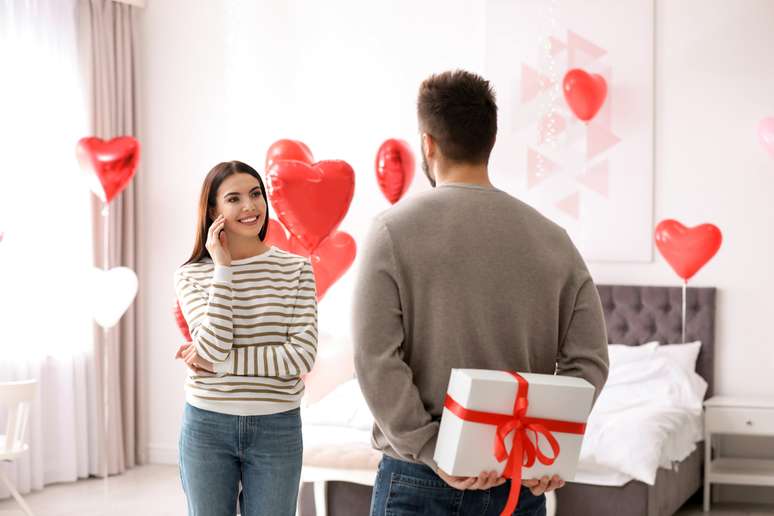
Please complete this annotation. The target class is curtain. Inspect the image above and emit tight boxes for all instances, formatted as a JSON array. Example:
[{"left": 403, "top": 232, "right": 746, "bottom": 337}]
[
  {"left": 79, "top": 0, "right": 145, "bottom": 473},
  {"left": 0, "top": 0, "right": 98, "bottom": 496}
]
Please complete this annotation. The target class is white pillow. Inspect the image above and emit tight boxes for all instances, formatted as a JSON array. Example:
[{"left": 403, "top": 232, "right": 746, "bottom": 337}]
[
  {"left": 607, "top": 341, "right": 659, "bottom": 366},
  {"left": 654, "top": 341, "right": 702, "bottom": 373}
]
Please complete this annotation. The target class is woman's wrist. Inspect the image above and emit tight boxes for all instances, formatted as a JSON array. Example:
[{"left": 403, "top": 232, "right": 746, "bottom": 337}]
[
  {"left": 212, "top": 252, "right": 231, "bottom": 267},
  {"left": 212, "top": 264, "right": 232, "bottom": 283}
]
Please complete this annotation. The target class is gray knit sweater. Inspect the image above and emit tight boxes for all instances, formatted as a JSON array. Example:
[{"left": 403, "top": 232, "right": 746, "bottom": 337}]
[{"left": 352, "top": 183, "right": 609, "bottom": 471}]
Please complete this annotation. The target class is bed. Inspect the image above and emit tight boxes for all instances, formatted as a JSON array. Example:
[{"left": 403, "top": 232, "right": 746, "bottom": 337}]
[{"left": 297, "top": 284, "right": 717, "bottom": 516}]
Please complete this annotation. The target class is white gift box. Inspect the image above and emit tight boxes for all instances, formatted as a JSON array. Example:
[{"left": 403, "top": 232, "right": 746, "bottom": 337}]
[{"left": 434, "top": 369, "right": 594, "bottom": 479}]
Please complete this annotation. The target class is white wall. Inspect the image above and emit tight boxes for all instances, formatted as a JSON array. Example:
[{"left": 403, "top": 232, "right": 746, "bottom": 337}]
[
  {"left": 589, "top": 0, "right": 774, "bottom": 397},
  {"left": 138, "top": 0, "right": 486, "bottom": 464},
  {"left": 139, "top": 1, "right": 774, "bottom": 496},
  {"left": 595, "top": 3, "right": 774, "bottom": 502}
]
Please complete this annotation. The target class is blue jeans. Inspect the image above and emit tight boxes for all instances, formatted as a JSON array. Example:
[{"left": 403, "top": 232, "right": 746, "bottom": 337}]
[
  {"left": 370, "top": 455, "right": 546, "bottom": 516},
  {"left": 178, "top": 403, "right": 303, "bottom": 516}
]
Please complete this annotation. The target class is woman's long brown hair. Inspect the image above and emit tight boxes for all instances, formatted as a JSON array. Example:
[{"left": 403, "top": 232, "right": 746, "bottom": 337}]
[{"left": 184, "top": 161, "right": 270, "bottom": 266}]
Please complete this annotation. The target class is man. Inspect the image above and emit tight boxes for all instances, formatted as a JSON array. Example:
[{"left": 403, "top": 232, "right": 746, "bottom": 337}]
[{"left": 353, "top": 69, "right": 609, "bottom": 516}]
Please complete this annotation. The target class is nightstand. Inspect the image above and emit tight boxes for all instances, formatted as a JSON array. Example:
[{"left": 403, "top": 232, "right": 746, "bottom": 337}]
[{"left": 703, "top": 396, "right": 774, "bottom": 512}]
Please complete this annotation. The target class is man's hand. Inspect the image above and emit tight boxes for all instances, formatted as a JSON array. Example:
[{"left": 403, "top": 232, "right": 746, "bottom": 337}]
[
  {"left": 175, "top": 343, "right": 215, "bottom": 374},
  {"left": 436, "top": 468, "right": 506, "bottom": 491},
  {"left": 522, "top": 475, "right": 564, "bottom": 495}
]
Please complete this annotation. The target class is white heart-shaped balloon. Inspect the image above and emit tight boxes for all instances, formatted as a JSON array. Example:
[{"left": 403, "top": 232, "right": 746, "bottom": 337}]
[{"left": 88, "top": 266, "right": 138, "bottom": 328}]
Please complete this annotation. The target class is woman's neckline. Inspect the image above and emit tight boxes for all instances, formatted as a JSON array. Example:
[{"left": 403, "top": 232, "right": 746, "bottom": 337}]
[{"left": 230, "top": 245, "right": 276, "bottom": 265}]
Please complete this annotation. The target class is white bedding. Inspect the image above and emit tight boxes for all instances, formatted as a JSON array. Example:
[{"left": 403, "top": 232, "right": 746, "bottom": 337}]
[
  {"left": 302, "top": 344, "right": 707, "bottom": 487},
  {"left": 575, "top": 345, "right": 706, "bottom": 485}
]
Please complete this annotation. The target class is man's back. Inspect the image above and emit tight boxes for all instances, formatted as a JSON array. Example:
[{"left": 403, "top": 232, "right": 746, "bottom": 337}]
[{"left": 353, "top": 183, "right": 609, "bottom": 468}]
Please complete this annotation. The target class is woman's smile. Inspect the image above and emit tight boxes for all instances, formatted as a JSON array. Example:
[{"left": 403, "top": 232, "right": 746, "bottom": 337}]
[{"left": 237, "top": 214, "right": 261, "bottom": 226}]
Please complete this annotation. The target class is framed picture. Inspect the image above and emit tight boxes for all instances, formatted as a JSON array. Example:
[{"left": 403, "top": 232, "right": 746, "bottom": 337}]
[{"left": 485, "top": 0, "right": 654, "bottom": 262}]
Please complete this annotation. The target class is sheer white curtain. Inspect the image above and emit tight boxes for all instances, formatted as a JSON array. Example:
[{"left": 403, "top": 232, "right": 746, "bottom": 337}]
[{"left": 0, "top": 0, "right": 99, "bottom": 497}]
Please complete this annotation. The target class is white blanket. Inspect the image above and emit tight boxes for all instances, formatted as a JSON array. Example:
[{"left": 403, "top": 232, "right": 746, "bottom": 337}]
[
  {"left": 576, "top": 353, "right": 706, "bottom": 485},
  {"left": 302, "top": 352, "right": 707, "bottom": 487}
]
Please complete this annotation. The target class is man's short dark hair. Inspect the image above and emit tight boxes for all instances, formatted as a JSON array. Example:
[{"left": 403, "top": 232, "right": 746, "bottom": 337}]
[{"left": 417, "top": 70, "right": 498, "bottom": 165}]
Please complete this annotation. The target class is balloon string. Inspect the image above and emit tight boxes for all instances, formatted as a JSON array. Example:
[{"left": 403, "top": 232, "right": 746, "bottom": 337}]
[
  {"left": 101, "top": 202, "right": 110, "bottom": 478},
  {"left": 682, "top": 279, "right": 687, "bottom": 344},
  {"left": 102, "top": 202, "right": 109, "bottom": 270}
]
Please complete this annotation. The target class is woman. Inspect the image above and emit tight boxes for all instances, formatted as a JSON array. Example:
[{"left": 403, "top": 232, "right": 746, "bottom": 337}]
[{"left": 174, "top": 160, "right": 317, "bottom": 516}]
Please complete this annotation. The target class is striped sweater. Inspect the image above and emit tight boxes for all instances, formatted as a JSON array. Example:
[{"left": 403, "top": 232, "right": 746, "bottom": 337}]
[{"left": 174, "top": 246, "right": 318, "bottom": 416}]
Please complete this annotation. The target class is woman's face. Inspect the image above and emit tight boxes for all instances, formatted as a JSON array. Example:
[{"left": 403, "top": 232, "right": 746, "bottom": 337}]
[{"left": 211, "top": 173, "right": 267, "bottom": 239}]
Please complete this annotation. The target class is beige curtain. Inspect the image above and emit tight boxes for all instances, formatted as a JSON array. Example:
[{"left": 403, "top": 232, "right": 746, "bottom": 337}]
[{"left": 79, "top": 0, "right": 146, "bottom": 475}]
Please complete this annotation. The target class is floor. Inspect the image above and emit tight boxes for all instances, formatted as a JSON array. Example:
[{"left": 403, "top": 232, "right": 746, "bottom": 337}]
[{"left": 0, "top": 465, "right": 772, "bottom": 515}]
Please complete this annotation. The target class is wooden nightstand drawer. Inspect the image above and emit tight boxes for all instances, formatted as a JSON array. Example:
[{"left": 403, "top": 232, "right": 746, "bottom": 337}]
[{"left": 705, "top": 406, "right": 774, "bottom": 435}]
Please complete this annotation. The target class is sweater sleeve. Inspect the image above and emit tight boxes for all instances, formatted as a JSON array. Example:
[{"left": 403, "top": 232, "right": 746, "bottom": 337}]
[
  {"left": 556, "top": 274, "right": 610, "bottom": 404},
  {"left": 352, "top": 218, "right": 440, "bottom": 471},
  {"left": 211, "top": 260, "right": 318, "bottom": 377},
  {"left": 174, "top": 265, "right": 234, "bottom": 363}
]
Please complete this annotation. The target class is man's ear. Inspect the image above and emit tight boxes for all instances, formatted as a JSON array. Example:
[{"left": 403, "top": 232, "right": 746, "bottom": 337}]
[{"left": 422, "top": 132, "right": 437, "bottom": 160}]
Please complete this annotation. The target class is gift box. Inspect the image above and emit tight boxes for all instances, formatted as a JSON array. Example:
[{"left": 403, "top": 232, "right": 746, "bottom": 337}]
[{"left": 434, "top": 369, "right": 594, "bottom": 481}]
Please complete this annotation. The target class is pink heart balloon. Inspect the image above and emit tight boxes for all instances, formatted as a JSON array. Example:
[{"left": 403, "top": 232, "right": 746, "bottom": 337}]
[
  {"left": 303, "top": 344, "right": 355, "bottom": 404},
  {"left": 758, "top": 117, "right": 774, "bottom": 158}
]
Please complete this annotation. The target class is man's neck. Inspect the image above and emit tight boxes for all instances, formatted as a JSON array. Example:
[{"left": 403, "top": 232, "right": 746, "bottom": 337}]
[{"left": 435, "top": 163, "right": 493, "bottom": 188}]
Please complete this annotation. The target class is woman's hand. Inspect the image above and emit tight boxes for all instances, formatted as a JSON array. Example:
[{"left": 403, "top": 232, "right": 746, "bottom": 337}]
[
  {"left": 206, "top": 214, "right": 231, "bottom": 266},
  {"left": 175, "top": 343, "right": 215, "bottom": 374}
]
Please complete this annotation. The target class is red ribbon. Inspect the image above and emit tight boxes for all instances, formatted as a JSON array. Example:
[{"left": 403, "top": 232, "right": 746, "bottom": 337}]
[{"left": 443, "top": 372, "right": 586, "bottom": 516}]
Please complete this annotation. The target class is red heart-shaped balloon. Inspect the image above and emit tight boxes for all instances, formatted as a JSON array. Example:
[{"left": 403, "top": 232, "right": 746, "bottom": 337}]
[
  {"left": 265, "top": 218, "right": 291, "bottom": 248},
  {"left": 265, "top": 139, "right": 314, "bottom": 172},
  {"left": 264, "top": 218, "right": 307, "bottom": 255},
  {"left": 311, "top": 232, "right": 356, "bottom": 300},
  {"left": 173, "top": 299, "right": 192, "bottom": 342},
  {"left": 375, "top": 139, "right": 415, "bottom": 204},
  {"left": 267, "top": 160, "right": 355, "bottom": 252},
  {"left": 264, "top": 219, "right": 356, "bottom": 300},
  {"left": 76, "top": 136, "right": 140, "bottom": 203},
  {"left": 562, "top": 69, "right": 607, "bottom": 122},
  {"left": 655, "top": 220, "right": 722, "bottom": 281}
]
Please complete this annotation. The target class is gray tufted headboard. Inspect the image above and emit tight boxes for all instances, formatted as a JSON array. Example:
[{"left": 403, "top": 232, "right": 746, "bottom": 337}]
[{"left": 597, "top": 285, "right": 716, "bottom": 398}]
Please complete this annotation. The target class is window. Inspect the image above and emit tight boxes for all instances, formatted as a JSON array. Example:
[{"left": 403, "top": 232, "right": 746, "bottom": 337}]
[{"left": 0, "top": 0, "right": 93, "bottom": 358}]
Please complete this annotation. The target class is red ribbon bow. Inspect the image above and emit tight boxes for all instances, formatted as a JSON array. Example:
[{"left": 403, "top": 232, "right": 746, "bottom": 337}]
[{"left": 443, "top": 372, "right": 586, "bottom": 516}]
